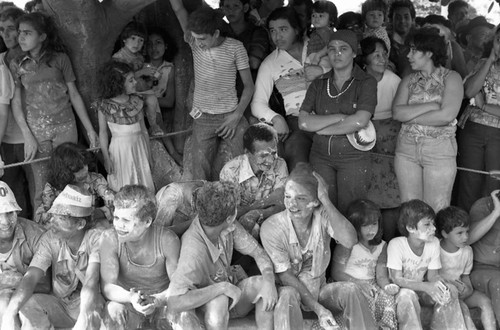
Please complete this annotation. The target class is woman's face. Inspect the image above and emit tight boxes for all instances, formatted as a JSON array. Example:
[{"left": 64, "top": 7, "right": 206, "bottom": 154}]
[
  {"left": 222, "top": 0, "right": 247, "bottom": 24},
  {"left": 365, "top": 42, "right": 388, "bottom": 76},
  {"left": 147, "top": 33, "right": 166, "bottom": 61},
  {"left": 269, "top": 18, "right": 299, "bottom": 51},
  {"left": 17, "top": 22, "right": 45, "bottom": 54},
  {"left": 407, "top": 45, "right": 432, "bottom": 71},
  {"left": 328, "top": 39, "right": 355, "bottom": 71}
]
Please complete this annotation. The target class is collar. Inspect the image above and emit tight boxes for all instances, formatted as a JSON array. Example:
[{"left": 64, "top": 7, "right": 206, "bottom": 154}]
[
  {"left": 286, "top": 208, "right": 322, "bottom": 246},
  {"left": 317, "top": 63, "right": 368, "bottom": 82},
  {"left": 19, "top": 51, "right": 46, "bottom": 66},
  {"left": 193, "top": 217, "right": 222, "bottom": 263},
  {"left": 238, "top": 154, "right": 258, "bottom": 184},
  {"left": 416, "top": 66, "right": 444, "bottom": 83}
]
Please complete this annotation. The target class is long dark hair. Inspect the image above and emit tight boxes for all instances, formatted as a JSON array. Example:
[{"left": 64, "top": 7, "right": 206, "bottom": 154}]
[
  {"left": 346, "top": 199, "right": 383, "bottom": 245},
  {"left": 47, "top": 142, "right": 91, "bottom": 191}
]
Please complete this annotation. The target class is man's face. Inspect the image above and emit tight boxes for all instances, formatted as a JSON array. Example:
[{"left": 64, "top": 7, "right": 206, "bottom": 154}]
[
  {"left": 113, "top": 207, "right": 150, "bottom": 242},
  {"left": 0, "top": 211, "right": 17, "bottom": 240},
  {"left": 392, "top": 7, "right": 414, "bottom": 37},
  {"left": 449, "top": 6, "right": 469, "bottom": 29},
  {"left": 248, "top": 139, "right": 278, "bottom": 174},
  {"left": 191, "top": 31, "right": 219, "bottom": 50},
  {"left": 0, "top": 18, "right": 18, "bottom": 49}
]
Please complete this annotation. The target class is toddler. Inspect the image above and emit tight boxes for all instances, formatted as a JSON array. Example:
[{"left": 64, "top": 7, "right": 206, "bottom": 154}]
[
  {"left": 306, "top": 0, "right": 337, "bottom": 65},
  {"left": 362, "top": 0, "right": 391, "bottom": 54}
]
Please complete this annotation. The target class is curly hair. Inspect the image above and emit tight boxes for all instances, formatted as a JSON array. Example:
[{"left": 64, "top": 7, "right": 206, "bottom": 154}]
[
  {"left": 408, "top": 27, "right": 448, "bottom": 67},
  {"left": 312, "top": 1, "right": 337, "bottom": 27},
  {"left": 114, "top": 185, "right": 157, "bottom": 222},
  {"left": 346, "top": 199, "right": 383, "bottom": 245},
  {"left": 47, "top": 142, "right": 90, "bottom": 191},
  {"left": 98, "top": 61, "right": 134, "bottom": 99},
  {"left": 146, "top": 26, "right": 178, "bottom": 62},
  {"left": 188, "top": 7, "right": 226, "bottom": 36},
  {"left": 361, "top": 0, "right": 387, "bottom": 20},
  {"left": 195, "top": 181, "right": 240, "bottom": 227},
  {"left": 435, "top": 206, "right": 470, "bottom": 239},
  {"left": 398, "top": 199, "right": 435, "bottom": 237},
  {"left": 389, "top": 0, "right": 416, "bottom": 21},
  {"left": 16, "top": 12, "right": 68, "bottom": 62},
  {"left": 267, "top": 7, "right": 304, "bottom": 43},
  {"left": 243, "top": 123, "right": 277, "bottom": 153}
]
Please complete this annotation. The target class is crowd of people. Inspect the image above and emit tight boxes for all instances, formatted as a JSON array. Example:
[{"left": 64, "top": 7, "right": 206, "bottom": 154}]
[{"left": 0, "top": 0, "right": 499, "bottom": 329}]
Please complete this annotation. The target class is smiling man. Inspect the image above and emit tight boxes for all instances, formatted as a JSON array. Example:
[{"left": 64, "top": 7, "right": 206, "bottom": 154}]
[
  {"left": 1, "top": 184, "right": 104, "bottom": 330},
  {"left": 100, "top": 184, "right": 183, "bottom": 329},
  {"left": 220, "top": 123, "right": 288, "bottom": 236}
]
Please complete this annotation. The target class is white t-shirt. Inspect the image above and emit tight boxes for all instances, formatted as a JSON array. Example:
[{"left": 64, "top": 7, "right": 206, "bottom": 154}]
[
  {"left": 373, "top": 69, "right": 400, "bottom": 121},
  {"left": 387, "top": 236, "right": 441, "bottom": 281},
  {"left": 344, "top": 241, "right": 386, "bottom": 280},
  {"left": 439, "top": 245, "right": 473, "bottom": 281}
]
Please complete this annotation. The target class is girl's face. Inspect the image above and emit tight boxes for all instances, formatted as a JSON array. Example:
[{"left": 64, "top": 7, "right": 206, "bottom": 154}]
[
  {"left": 147, "top": 33, "right": 166, "bottom": 61},
  {"left": 223, "top": 0, "right": 247, "bottom": 24},
  {"left": 366, "top": 42, "right": 388, "bottom": 75},
  {"left": 311, "top": 11, "right": 330, "bottom": 29},
  {"left": 365, "top": 10, "right": 384, "bottom": 29},
  {"left": 269, "top": 18, "right": 299, "bottom": 51},
  {"left": 0, "top": 18, "right": 19, "bottom": 49},
  {"left": 407, "top": 45, "right": 433, "bottom": 71},
  {"left": 123, "top": 72, "right": 137, "bottom": 95},
  {"left": 359, "top": 221, "right": 379, "bottom": 244},
  {"left": 73, "top": 165, "right": 88, "bottom": 183},
  {"left": 17, "top": 22, "right": 45, "bottom": 54},
  {"left": 284, "top": 180, "right": 318, "bottom": 222},
  {"left": 123, "top": 34, "right": 144, "bottom": 54},
  {"left": 328, "top": 39, "right": 356, "bottom": 70}
]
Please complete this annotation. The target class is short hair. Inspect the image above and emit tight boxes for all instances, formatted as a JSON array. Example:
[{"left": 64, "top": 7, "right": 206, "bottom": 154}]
[
  {"left": 285, "top": 162, "right": 318, "bottom": 200},
  {"left": 361, "top": 0, "right": 387, "bottom": 20},
  {"left": 435, "top": 206, "right": 470, "bottom": 238},
  {"left": 389, "top": 0, "right": 416, "bottom": 21},
  {"left": 98, "top": 61, "right": 134, "bottom": 99},
  {"left": 360, "top": 36, "right": 388, "bottom": 66},
  {"left": 120, "top": 21, "right": 147, "bottom": 43},
  {"left": 243, "top": 123, "right": 277, "bottom": 153},
  {"left": 398, "top": 199, "right": 435, "bottom": 237},
  {"left": 312, "top": 1, "right": 338, "bottom": 27},
  {"left": 448, "top": 0, "right": 468, "bottom": 16},
  {"left": 267, "top": 7, "right": 304, "bottom": 43},
  {"left": 337, "top": 11, "right": 362, "bottom": 30},
  {"left": 422, "top": 14, "right": 452, "bottom": 30},
  {"left": 114, "top": 185, "right": 157, "bottom": 222},
  {"left": 408, "top": 27, "right": 448, "bottom": 67},
  {"left": 188, "top": 7, "right": 225, "bottom": 36},
  {"left": 346, "top": 199, "right": 383, "bottom": 245},
  {"left": 0, "top": 6, "right": 24, "bottom": 22},
  {"left": 195, "top": 181, "right": 240, "bottom": 227}
]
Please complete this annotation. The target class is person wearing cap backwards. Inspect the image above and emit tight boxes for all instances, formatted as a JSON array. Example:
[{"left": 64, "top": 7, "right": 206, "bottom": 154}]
[
  {"left": 100, "top": 184, "right": 183, "bottom": 329},
  {"left": 1, "top": 184, "right": 105, "bottom": 330},
  {"left": 298, "top": 29, "right": 378, "bottom": 214},
  {"left": 0, "top": 181, "right": 49, "bottom": 324}
]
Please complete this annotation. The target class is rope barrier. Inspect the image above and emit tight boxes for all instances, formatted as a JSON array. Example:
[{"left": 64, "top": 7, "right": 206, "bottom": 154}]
[{"left": 2, "top": 128, "right": 192, "bottom": 169}]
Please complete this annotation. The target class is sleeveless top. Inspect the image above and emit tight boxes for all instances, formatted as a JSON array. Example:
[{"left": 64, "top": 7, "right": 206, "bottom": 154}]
[{"left": 117, "top": 225, "right": 170, "bottom": 295}]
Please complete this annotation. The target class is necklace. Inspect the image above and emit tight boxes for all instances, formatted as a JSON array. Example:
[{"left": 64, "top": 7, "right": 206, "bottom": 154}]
[{"left": 327, "top": 77, "right": 354, "bottom": 99}]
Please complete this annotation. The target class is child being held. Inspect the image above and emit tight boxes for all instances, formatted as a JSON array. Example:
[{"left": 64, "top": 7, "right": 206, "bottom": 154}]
[
  {"left": 361, "top": 0, "right": 390, "bottom": 54},
  {"left": 332, "top": 199, "right": 398, "bottom": 329},
  {"left": 306, "top": 0, "right": 337, "bottom": 65},
  {"left": 113, "top": 22, "right": 164, "bottom": 136},
  {"left": 436, "top": 206, "right": 496, "bottom": 330},
  {"left": 387, "top": 200, "right": 472, "bottom": 330}
]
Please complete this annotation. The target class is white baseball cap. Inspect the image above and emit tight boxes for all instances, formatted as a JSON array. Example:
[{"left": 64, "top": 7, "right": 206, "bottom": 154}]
[
  {"left": 0, "top": 181, "right": 22, "bottom": 213},
  {"left": 48, "top": 184, "right": 93, "bottom": 217}
]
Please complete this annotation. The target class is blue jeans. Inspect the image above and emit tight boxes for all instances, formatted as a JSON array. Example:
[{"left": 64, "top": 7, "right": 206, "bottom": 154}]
[
  {"left": 190, "top": 112, "right": 248, "bottom": 180},
  {"left": 309, "top": 134, "right": 370, "bottom": 214},
  {"left": 395, "top": 132, "right": 457, "bottom": 211},
  {"left": 457, "top": 121, "right": 500, "bottom": 212}
]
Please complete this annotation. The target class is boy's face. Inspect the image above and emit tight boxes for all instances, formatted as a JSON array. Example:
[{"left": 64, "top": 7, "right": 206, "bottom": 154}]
[
  {"left": 442, "top": 226, "right": 469, "bottom": 249},
  {"left": 0, "top": 18, "right": 18, "bottom": 49},
  {"left": 191, "top": 31, "right": 219, "bottom": 50},
  {"left": 0, "top": 211, "right": 18, "bottom": 240},
  {"left": 365, "top": 10, "right": 384, "bottom": 29},
  {"left": 269, "top": 19, "right": 298, "bottom": 51},
  {"left": 284, "top": 181, "right": 318, "bottom": 222},
  {"left": 311, "top": 11, "right": 330, "bottom": 29},
  {"left": 408, "top": 217, "right": 435, "bottom": 242},
  {"left": 50, "top": 214, "right": 83, "bottom": 239},
  {"left": 113, "top": 207, "right": 151, "bottom": 243},
  {"left": 222, "top": 0, "right": 247, "bottom": 24},
  {"left": 124, "top": 34, "right": 144, "bottom": 54}
]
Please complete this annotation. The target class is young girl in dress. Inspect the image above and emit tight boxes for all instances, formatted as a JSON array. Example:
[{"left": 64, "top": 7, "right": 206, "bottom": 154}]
[
  {"left": 331, "top": 199, "right": 398, "bottom": 329},
  {"left": 10, "top": 12, "right": 98, "bottom": 210},
  {"left": 34, "top": 142, "right": 114, "bottom": 227},
  {"left": 95, "top": 61, "right": 155, "bottom": 193}
]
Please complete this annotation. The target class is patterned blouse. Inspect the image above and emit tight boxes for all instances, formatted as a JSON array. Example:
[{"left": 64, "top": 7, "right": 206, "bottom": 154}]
[{"left": 93, "top": 95, "right": 144, "bottom": 125}]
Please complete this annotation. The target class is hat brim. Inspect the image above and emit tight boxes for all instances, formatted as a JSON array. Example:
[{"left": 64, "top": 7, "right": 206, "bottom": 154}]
[
  {"left": 48, "top": 204, "right": 92, "bottom": 217},
  {"left": 347, "top": 121, "right": 376, "bottom": 151},
  {"left": 0, "top": 203, "right": 22, "bottom": 213}
]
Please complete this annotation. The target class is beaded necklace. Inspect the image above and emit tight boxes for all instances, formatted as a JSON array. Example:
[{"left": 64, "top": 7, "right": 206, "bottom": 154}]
[{"left": 327, "top": 77, "right": 354, "bottom": 100}]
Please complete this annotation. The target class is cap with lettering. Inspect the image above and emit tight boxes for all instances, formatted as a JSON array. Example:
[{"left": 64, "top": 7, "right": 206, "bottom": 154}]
[
  {"left": 0, "top": 181, "right": 21, "bottom": 213},
  {"left": 48, "top": 184, "right": 93, "bottom": 217}
]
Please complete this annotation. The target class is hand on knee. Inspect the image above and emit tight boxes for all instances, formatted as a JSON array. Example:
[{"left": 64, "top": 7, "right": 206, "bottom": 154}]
[{"left": 106, "top": 302, "right": 128, "bottom": 328}]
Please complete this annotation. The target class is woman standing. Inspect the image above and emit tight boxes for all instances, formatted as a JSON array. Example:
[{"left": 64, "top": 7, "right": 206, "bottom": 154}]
[
  {"left": 298, "top": 30, "right": 377, "bottom": 213},
  {"left": 393, "top": 27, "right": 463, "bottom": 212}
]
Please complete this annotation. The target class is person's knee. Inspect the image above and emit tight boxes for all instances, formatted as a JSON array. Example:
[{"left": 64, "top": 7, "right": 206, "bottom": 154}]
[
  {"left": 278, "top": 286, "right": 301, "bottom": 305},
  {"left": 488, "top": 277, "right": 500, "bottom": 297},
  {"left": 204, "top": 295, "right": 230, "bottom": 327},
  {"left": 397, "top": 288, "right": 419, "bottom": 305}
]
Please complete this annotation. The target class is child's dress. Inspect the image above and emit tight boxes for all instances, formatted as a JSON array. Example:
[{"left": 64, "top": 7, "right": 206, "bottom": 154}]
[{"left": 95, "top": 95, "right": 154, "bottom": 192}]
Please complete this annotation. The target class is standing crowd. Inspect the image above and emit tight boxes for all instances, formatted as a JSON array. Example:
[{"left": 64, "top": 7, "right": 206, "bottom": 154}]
[{"left": 0, "top": 0, "right": 500, "bottom": 329}]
